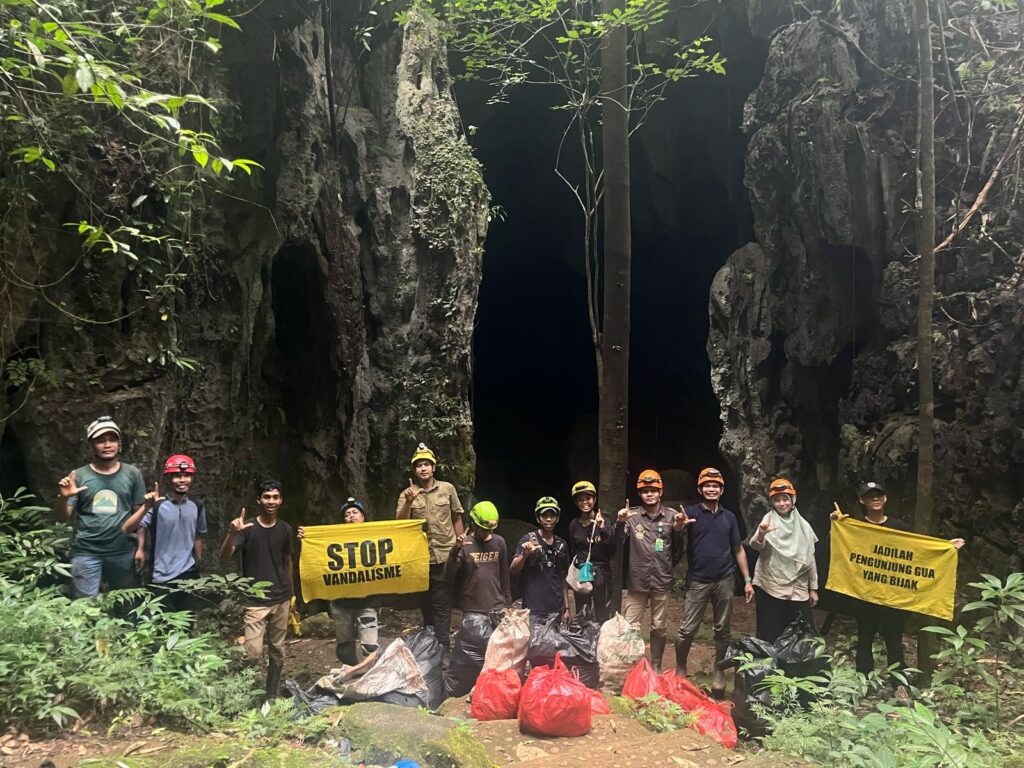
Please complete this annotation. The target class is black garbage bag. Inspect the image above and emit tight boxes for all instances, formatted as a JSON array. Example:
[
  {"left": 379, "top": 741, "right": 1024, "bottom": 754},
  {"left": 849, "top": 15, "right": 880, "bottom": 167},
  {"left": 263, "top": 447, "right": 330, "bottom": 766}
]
[
  {"left": 527, "top": 612, "right": 601, "bottom": 689},
  {"left": 720, "top": 616, "right": 827, "bottom": 737},
  {"left": 375, "top": 628, "right": 445, "bottom": 709},
  {"left": 444, "top": 611, "right": 502, "bottom": 699},
  {"left": 286, "top": 678, "right": 343, "bottom": 716}
]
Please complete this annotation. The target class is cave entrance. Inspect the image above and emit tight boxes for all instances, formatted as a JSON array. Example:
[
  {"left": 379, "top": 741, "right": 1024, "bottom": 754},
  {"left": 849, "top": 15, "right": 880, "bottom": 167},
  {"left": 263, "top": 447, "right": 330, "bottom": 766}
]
[{"left": 462, "top": 10, "right": 767, "bottom": 520}]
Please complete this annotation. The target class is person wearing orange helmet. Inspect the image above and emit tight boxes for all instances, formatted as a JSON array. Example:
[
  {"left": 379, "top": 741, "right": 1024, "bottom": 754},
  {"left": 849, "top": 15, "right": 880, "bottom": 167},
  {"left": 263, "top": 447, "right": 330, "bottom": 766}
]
[
  {"left": 748, "top": 478, "right": 818, "bottom": 642},
  {"left": 123, "top": 454, "right": 208, "bottom": 613},
  {"left": 615, "top": 470, "right": 691, "bottom": 672},
  {"left": 675, "top": 467, "right": 753, "bottom": 698}
]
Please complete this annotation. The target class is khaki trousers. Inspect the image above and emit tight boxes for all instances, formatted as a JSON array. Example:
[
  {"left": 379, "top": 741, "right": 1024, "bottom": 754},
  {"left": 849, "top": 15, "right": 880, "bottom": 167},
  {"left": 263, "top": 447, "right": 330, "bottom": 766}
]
[
  {"left": 243, "top": 601, "right": 290, "bottom": 663},
  {"left": 622, "top": 590, "right": 670, "bottom": 639}
]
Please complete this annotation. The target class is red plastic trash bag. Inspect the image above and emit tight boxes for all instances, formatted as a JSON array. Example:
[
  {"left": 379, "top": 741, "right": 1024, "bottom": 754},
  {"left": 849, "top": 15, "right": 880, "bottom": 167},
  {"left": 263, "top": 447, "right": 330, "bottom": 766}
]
[
  {"left": 695, "top": 702, "right": 738, "bottom": 749},
  {"left": 518, "top": 654, "right": 593, "bottom": 737},
  {"left": 470, "top": 668, "right": 522, "bottom": 721},
  {"left": 588, "top": 688, "right": 612, "bottom": 715},
  {"left": 621, "top": 657, "right": 664, "bottom": 700},
  {"left": 659, "top": 670, "right": 711, "bottom": 712}
]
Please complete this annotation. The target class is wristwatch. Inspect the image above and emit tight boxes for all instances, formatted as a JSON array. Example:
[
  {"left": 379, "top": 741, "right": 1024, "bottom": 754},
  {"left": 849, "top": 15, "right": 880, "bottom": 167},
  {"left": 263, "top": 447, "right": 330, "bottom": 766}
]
[{"left": 744, "top": 577, "right": 753, "bottom": 583}]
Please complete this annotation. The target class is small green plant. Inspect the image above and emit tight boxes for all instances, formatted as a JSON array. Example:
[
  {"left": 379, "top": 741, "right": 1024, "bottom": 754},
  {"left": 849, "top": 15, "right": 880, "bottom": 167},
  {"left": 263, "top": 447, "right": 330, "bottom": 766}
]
[
  {"left": 233, "top": 698, "right": 332, "bottom": 745},
  {"left": 612, "top": 694, "right": 698, "bottom": 733}
]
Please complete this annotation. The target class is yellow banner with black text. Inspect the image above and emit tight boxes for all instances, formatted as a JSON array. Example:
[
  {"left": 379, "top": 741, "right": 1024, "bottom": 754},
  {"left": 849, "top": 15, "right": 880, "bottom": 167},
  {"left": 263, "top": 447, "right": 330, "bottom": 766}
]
[
  {"left": 299, "top": 519, "right": 429, "bottom": 600},
  {"left": 827, "top": 517, "right": 957, "bottom": 620}
]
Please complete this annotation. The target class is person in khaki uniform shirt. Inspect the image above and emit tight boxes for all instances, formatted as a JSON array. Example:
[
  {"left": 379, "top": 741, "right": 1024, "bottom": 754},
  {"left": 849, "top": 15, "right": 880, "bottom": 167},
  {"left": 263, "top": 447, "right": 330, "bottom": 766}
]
[{"left": 396, "top": 443, "right": 464, "bottom": 650}]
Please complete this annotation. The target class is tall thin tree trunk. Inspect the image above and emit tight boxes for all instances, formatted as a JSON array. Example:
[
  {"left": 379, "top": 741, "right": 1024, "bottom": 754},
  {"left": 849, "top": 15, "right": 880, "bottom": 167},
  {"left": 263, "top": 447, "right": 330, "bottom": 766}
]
[
  {"left": 599, "top": 0, "right": 631, "bottom": 613},
  {"left": 914, "top": 0, "right": 938, "bottom": 682}
]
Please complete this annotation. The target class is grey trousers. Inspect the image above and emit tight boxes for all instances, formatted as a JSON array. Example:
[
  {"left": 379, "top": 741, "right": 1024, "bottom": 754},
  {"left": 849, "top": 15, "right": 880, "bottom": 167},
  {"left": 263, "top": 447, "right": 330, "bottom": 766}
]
[
  {"left": 329, "top": 600, "right": 379, "bottom": 654},
  {"left": 676, "top": 576, "right": 735, "bottom": 646}
]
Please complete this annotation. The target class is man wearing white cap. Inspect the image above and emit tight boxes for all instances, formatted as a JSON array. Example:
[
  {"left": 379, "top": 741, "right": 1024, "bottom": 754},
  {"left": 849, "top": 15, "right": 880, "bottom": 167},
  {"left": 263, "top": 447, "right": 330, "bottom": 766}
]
[{"left": 53, "top": 416, "right": 146, "bottom": 597}]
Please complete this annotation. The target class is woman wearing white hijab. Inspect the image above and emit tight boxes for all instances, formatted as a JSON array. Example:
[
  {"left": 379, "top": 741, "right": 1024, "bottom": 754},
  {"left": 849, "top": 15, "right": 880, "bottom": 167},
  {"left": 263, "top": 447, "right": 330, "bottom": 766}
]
[{"left": 749, "top": 478, "right": 819, "bottom": 641}]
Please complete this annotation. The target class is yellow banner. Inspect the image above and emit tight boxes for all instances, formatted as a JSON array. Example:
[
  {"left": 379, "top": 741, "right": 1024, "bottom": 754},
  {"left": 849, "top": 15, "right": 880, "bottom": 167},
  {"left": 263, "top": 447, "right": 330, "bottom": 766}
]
[
  {"left": 299, "top": 519, "right": 429, "bottom": 601},
  {"left": 827, "top": 517, "right": 957, "bottom": 620}
]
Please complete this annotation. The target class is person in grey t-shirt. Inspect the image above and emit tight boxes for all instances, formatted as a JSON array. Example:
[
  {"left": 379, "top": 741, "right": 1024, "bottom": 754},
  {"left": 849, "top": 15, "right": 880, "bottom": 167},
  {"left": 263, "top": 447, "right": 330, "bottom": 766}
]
[{"left": 123, "top": 454, "right": 207, "bottom": 613}]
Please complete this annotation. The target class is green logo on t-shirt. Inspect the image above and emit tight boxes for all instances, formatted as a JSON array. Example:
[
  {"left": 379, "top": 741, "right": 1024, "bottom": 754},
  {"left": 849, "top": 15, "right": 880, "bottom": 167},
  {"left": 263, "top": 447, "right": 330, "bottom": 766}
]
[{"left": 92, "top": 489, "right": 119, "bottom": 515}]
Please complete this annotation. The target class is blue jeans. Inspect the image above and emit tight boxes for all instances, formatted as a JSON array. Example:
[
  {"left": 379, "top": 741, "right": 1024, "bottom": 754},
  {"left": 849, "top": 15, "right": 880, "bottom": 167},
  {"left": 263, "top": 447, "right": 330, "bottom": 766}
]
[{"left": 70, "top": 551, "right": 138, "bottom": 598}]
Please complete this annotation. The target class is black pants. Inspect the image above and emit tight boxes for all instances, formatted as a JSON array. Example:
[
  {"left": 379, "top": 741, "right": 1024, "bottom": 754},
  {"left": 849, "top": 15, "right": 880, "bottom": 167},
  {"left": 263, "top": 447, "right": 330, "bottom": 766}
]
[
  {"left": 855, "top": 602, "right": 906, "bottom": 675},
  {"left": 573, "top": 563, "right": 611, "bottom": 623},
  {"left": 421, "top": 561, "right": 452, "bottom": 648},
  {"left": 754, "top": 586, "right": 814, "bottom": 642}
]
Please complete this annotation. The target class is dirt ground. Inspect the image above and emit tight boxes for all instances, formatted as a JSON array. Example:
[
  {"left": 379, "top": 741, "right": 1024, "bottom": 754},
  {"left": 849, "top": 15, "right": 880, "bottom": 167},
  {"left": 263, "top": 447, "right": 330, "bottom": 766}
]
[{"left": 7, "top": 597, "right": 834, "bottom": 767}]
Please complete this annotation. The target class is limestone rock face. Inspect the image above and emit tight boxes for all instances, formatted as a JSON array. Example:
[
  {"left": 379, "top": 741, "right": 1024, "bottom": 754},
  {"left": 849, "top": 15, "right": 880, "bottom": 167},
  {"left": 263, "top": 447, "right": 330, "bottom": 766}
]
[
  {"left": 7, "top": 4, "right": 488, "bottom": 532},
  {"left": 712, "top": 0, "right": 1023, "bottom": 561}
]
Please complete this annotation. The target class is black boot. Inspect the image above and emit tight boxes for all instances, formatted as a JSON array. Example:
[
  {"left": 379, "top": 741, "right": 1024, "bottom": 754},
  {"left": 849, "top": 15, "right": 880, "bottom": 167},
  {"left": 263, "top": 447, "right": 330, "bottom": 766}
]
[
  {"left": 650, "top": 634, "right": 666, "bottom": 674},
  {"left": 674, "top": 638, "right": 692, "bottom": 676},
  {"left": 336, "top": 641, "right": 358, "bottom": 666},
  {"left": 265, "top": 658, "right": 283, "bottom": 701},
  {"left": 711, "top": 640, "right": 729, "bottom": 699}
]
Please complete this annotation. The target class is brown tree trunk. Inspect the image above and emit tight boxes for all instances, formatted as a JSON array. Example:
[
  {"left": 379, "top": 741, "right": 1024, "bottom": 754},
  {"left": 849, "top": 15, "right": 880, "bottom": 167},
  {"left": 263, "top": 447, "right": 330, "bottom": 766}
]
[
  {"left": 914, "top": 0, "right": 938, "bottom": 681},
  {"left": 599, "top": 0, "right": 631, "bottom": 613}
]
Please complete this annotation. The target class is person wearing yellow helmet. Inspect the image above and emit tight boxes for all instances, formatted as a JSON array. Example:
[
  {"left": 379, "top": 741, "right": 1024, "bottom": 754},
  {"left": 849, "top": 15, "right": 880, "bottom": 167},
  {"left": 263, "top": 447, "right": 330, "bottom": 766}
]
[
  {"left": 510, "top": 496, "right": 572, "bottom": 629},
  {"left": 675, "top": 467, "right": 753, "bottom": 698},
  {"left": 396, "top": 443, "right": 465, "bottom": 650},
  {"left": 749, "top": 479, "right": 818, "bottom": 642},
  {"left": 568, "top": 480, "right": 615, "bottom": 622}
]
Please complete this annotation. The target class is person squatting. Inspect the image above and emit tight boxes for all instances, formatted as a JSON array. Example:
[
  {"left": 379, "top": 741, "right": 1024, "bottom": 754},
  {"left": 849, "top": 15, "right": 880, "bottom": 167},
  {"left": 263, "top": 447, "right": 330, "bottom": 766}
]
[{"left": 53, "top": 419, "right": 965, "bottom": 700}]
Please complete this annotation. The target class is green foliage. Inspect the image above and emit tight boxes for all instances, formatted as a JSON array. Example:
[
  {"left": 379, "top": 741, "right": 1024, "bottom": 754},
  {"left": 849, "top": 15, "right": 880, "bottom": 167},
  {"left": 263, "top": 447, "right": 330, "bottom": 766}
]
[
  {"left": 610, "top": 694, "right": 698, "bottom": 733},
  {"left": 0, "top": 489, "right": 265, "bottom": 733},
  {"left": 1, "top": 0, "right": 262, "bottom": 410},
  {"left": 232, "top": 698, "right": 332, "bottom": 745}
]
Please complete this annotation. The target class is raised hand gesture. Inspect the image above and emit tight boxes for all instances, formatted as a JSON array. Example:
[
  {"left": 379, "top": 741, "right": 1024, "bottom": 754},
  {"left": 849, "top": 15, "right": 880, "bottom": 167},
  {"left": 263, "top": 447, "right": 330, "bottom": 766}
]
[
  {"left": 403, "top": 478, "right": 423, "bottom": 504},
  {"left": 521, "top": 540, "right": 540, "bottom": 555},
  {"left": 144, "top": 482, "right": 166, "bottom": 509},
  {"left": 229, "top": 507, "right": 254, "bottom": 533},
  {"left": 673, "top": 509, "right": 694, "bottom": 531},
  {"left": 758, "top": 517, "right": 778, "bottom": 536},
  {"left": 830, "top": 502, "right": 846, "bottom": 521},
  {"left": 57, "top": 469, "right": 88, "bottom": 500},
  {"left": 617, "top": 500, "right": 633, "bottom": 523}
]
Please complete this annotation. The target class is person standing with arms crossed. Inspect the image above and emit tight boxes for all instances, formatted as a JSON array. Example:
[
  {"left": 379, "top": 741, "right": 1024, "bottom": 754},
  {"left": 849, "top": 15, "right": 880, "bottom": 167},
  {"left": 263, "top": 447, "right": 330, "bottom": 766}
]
[
  {"left": 396, "top": 443, "right": 465, "bottom": 652},
  {"left": 674, "top": 467, "right": 753, "bottom": 698}
]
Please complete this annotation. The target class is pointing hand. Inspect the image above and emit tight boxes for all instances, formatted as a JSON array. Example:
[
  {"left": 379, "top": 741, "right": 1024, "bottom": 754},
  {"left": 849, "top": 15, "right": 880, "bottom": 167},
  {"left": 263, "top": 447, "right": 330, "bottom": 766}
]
[
  {"left": 229, "top": 507, "right": 254, "bottom": 533},
  {"left": 144, "top": 482, "right": 166, "bottom": 508},
  {"left": 758, "top": 519, "right": 778, "bottom": 536},
  {"left": 674, "top": 510, "right": 694, "bottom": 530},
  {"left": 403, "top": 478, "right": 423, "bottom": 503}
]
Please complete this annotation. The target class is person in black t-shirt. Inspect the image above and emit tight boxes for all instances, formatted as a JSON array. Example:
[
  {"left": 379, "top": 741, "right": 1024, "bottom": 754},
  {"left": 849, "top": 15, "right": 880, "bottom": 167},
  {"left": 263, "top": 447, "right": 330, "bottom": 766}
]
[
  {"left": 220, "top": 479, "right": 293, "bottom": 699},
  {"left": 446, "top": 501, "right": 511, "bottom": 615},
  {"left": 511, "top": 496, "right": 571, "bottom": 630},
  {"left": 567, "top": 480, "right": 615, "bottom": 622}
]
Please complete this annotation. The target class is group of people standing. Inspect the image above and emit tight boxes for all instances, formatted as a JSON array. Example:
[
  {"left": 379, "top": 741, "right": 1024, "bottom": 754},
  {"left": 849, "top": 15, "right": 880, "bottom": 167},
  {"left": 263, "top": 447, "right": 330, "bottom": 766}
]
[{"left": 53, "top": 416, "right": 964, "bottom": 701}]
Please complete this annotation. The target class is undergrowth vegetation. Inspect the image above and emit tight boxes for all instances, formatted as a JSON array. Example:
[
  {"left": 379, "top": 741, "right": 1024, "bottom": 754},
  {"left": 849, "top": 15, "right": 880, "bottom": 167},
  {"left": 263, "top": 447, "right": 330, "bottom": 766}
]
[{"left": 0, "top": 489, "right": 263, "bottom": 732}]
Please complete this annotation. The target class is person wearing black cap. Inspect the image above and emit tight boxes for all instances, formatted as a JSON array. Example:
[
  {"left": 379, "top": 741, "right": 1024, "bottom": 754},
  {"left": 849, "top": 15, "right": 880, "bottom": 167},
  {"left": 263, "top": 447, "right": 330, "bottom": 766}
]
[
  {"left": 836, "top": 482, "right": 965, "bottom": 686},
  {"left": 298, "top": 498, "right": 378, "bottom": 665},
  {"left": 53, "top": 416, "right": 146, "bottom": 598}
]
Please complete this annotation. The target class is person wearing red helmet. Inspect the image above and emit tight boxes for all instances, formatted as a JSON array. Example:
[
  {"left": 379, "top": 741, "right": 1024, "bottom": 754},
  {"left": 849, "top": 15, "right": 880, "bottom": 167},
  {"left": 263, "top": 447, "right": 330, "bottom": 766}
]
[
  {"left": 615, "top": 470, "right": 690, "bottom": 672},
  {"left": 123, "top": 454, "right": 207, "bottom": 613},
  {"left": 748, "top": 478, "right": 818, "bottom": 642},
  {"left": 675, "top": 467, "right": 753, "bottom": 698}
]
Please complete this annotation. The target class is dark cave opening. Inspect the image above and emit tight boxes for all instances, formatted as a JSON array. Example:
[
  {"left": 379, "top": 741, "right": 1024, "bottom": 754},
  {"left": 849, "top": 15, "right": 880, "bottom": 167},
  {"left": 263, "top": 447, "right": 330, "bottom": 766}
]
[{"left": 462, "top": 9, "right": 768, "bottom": 522}]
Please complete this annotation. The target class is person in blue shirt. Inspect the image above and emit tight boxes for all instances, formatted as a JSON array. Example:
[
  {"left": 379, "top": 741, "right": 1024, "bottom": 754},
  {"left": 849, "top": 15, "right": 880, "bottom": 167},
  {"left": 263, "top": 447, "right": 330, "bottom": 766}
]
[
  {"left": 674, "top": 467, "right": 753, "bottom": 698},
  {"left": 123, "top": 454, "right": 207, "bottom": 614}
]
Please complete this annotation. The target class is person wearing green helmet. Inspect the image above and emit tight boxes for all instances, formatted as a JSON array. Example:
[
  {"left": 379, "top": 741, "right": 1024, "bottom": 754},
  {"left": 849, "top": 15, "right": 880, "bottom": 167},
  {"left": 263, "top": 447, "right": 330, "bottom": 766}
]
[
  {"left": 445, "top": 501, "right": 511, "bottom": 617},
  {"left": 510, "top": 496, "right": 572, "bottom": 629}
]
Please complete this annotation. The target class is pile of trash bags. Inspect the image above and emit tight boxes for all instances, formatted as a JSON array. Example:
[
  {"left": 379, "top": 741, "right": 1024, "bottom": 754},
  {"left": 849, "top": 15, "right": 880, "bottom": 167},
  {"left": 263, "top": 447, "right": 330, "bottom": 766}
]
[
  {"left": 596, "top": 613, "right": 646, "bottom": 688},
  {"left": 444, "top": 610, "right": 506, "bottom": 699},
  {"left": 719, "top": 617, "right": 827, "bottom": 737},
  {"left": 471, "top": 653, "right": 611, "bottom": 734},
  {"left": 288, "top": 628, "right": 444, "bottom": 715},
  {"left": 526, "top": 611, "right": 601, "bottom": 688}
]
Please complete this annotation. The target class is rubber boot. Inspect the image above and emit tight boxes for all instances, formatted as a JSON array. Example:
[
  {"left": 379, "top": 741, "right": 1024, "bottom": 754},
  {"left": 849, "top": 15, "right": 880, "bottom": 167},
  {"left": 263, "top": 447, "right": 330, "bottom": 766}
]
[
  {"left": 711, "top": 640, "right": 728, "bottom": 700},
  {"left": 674, "top": 638, "right": 692, "bottom": 676},
  {"left": 650, "top": 634, "right": 666, "bottom": 674},
  {"left": 265, "top": 658, "right": 284, "bottom": 701},
  {"left": 336, "top": 641, "right": 358, "bottom": 666}
]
